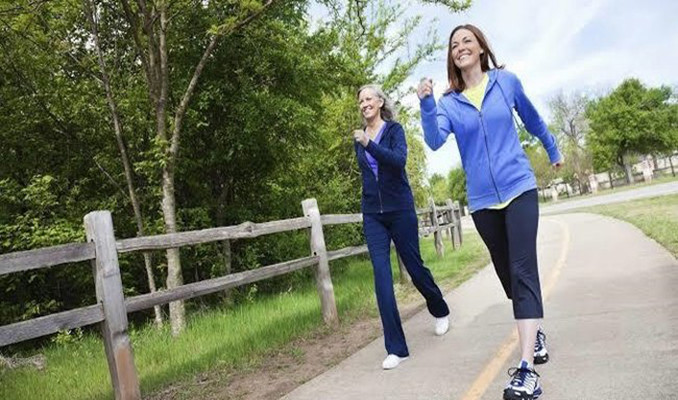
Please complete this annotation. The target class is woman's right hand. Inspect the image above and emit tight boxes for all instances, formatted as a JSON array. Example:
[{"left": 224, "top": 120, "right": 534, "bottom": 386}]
[
  {"left": 417, "top": 78, "right": 433, "bottom": 99},
  {"left": 353, "top": 129, "right": 369, "bottom": 147}
]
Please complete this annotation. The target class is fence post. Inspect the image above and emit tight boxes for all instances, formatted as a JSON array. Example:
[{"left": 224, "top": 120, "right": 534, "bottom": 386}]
[
  {"left": 84, "top": 211, "right": 140, "bottom": 400},
  {"left": 396, "top": 249, "right": 412, "bottom": 285},
  {"left": 429, "top": 198, "right": 444, "bottom": 257},
  {"left": 670, "top": 154, "right": 676, "bottom": 177},
  {"left": 301, "top": 199, "right": 338, "bottom": 326},
  {"left": 443, "top": 199, "right": 453, "bottom": 248},
  {"left": 446, "top": 199, "right": 460, "bottom": 249},
  {"left": 454, "top": 201, "right": 463, "bottom": 246}
]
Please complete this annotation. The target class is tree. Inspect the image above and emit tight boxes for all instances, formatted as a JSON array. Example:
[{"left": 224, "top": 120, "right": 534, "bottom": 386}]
[
  {"left": 111, "top": 0, "right": 281, "bottom": 335},
  {"left": 84, "top": 0, "right": 163, "bottom": 327},
  {"left": 429, "top": 173, "right": 448, "bottom": 203},
  {"left": 587, "top": 78, "right": 677, "bottom": 184},
  {"left": 447, "top": 167, "right": 466, "bottom": 207},
  {"left": 0, "top": 0, "right": 475, "bottom": 335},
  {"left": 524, "top": 146, "right": 556, "bottom": 189},
  {"left": 549, "top": 92, "right": 593, "bottom": 193}
]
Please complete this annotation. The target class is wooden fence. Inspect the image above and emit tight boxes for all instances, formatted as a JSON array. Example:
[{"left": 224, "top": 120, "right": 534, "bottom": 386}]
[{"left": 0, "top": 198, "right": 462, "bottom": 399}]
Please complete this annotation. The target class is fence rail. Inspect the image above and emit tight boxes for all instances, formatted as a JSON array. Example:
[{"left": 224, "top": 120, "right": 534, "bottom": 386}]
[
  {"left": 0, "top": 198, "right": 462, "bottom": 399},
  {"left": 0, "top": 242, "right": 95, "bottom": 276}
]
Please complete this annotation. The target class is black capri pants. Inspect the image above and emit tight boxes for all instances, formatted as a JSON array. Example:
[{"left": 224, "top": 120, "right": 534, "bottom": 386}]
[{"left": 471, "top": 189, "right": 544, "bottom": 319}]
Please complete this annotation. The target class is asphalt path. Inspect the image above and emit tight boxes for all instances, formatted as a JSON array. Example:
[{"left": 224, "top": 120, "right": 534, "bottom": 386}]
[{"left": 282, "top": 213, "right": 678, "bottom": 400}]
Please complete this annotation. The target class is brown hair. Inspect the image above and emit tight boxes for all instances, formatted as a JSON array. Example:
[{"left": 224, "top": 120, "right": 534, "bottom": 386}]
[{"left": 446, "top": 24, "right": 503, "bottom": 93}]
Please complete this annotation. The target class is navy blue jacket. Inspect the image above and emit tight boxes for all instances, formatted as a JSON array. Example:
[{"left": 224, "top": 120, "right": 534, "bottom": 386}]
[{"left": 355, "top": 121, "right": 415, "bottom": 214}]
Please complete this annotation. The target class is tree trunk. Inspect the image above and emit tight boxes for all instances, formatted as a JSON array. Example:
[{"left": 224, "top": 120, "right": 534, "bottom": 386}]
[
  {"left": 624, "top": 163, "right": 634, "bottom": 185},
  {"left": 157, "top": 2, "right": 185, "bottom": 337},
  {"left": 162, "top": 169, "right": 185, "bottom": 336},
  {"left": 215, "top": 187, "right": 233, "bottom": 303},
  {"left": 85, "top": 0, "right": 163, "bottom": 327}
]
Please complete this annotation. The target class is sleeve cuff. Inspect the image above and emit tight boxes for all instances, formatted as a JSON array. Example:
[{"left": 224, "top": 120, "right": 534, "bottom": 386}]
[
  {"left": 548, "top": 148, "right": 563, "bottom": 164},
  {"left": 365, "top": 139, "right": 377, "bottom": 154},
  {"left": 420, "top": 95, "right": 436, "bottom": 114}
]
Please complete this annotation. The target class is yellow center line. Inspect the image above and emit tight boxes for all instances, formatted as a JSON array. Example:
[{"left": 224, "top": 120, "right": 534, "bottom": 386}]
[{"left": 458, "top": 218, "right": 571, "bottom": 400}]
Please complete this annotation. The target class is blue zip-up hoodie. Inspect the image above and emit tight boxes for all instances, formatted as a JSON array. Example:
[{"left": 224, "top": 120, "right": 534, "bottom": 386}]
[
  {"left": 355, "top": 120, "right": 415, "bottom": 214},
  {"left": 420, "top": 69, "right": 561, "bottom": 212}
]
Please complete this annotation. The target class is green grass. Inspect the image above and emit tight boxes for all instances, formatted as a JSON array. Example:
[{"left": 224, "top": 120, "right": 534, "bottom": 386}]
[
  {"left": 576, "top": 193, "right": 678, "bottom": 257},
  {"left": 0, "top": 233, "right": 489, "bottom": 400}
]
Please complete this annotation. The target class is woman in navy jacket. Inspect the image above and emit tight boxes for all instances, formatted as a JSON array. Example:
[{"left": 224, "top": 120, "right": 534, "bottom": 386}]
[
  {"left": 354, "top": 84, "right": 450, "bottom": 370},
  {"left": 418, "top": 25, "right": 562, "bottom": 400}
]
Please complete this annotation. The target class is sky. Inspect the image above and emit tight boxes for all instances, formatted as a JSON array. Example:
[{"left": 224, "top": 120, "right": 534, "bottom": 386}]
[{"left": 311, "top": 0, "right": 678, "bottom": 177}]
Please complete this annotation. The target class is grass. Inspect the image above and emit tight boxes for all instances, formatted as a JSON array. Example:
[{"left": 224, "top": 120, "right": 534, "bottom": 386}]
[
  {"left": 0, "top": 233, "right": 489, "bottom": 400},
  {"left": 575, "top": 193, "right": 678, "bottom": 257}
]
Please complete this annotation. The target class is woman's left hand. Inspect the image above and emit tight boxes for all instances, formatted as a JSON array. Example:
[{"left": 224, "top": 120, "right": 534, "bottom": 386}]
[
  {"left": 552, "top": 159, "right": 564, "bottom": 169},
  {"left": 353, "top": 129, "right": 370, "bottom": 147}
]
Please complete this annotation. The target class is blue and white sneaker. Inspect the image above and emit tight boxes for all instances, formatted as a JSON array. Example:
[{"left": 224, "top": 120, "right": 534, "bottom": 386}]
[
  {"left": 534, "top": 327, "right": 549, "bottom": 365},
  {"left": 503, "top": 361, "right": 542, "bottom": 400}
]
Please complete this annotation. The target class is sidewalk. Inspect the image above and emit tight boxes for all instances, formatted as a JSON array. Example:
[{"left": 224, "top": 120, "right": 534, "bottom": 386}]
[{"left": 281, "top": 213, "right": 678, "bottom": 400}]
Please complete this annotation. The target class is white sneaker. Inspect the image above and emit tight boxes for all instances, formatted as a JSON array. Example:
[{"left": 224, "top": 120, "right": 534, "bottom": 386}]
[
  {"left": 435, "top": 316, "right": 449, "bottom": 336},
  {"left": 382, "top": 354, "right": 408, "bottom": 370}
]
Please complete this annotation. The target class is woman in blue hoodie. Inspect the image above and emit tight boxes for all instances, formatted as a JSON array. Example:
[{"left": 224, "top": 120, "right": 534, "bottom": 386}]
[
  {"left": 418, "top": 25, "right": 562, "bottom": 400},
  {"left": 354, "top": 84, "right": 450, "bottom": 370}
]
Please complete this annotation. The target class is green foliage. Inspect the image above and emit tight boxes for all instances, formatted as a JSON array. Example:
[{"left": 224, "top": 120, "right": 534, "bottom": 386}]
[
  {"left": 429, "top": 173, "right": 448, "bottom": 203},
  {"left": 51, "top": 328, "right": 85, "bottom": 346},
  {"left": 447, "top": 167, "right": 467, "bottom": 207},
  {"left": 524, "top": 145, "right": 556, "bottom": 188},
  {"left": 419, "top": 0, "right": 473, "bottom": 12},
  {"left": 549, "top": 92, "right": 594, "bottom": 190},
  {"left": 0, "top": 0, "right": 461, "bottom": 332},
  {"left": 587, "top": 78, "right": 678, "bottom": 171}
]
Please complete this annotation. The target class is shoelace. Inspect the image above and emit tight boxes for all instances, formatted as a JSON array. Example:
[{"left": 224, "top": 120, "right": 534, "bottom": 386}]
[
  {"left": 507, "top": 367, "right": 541, "bottom": 388},
  {"left": 534, "top": 330, "right": 546, "bottom": 351}
]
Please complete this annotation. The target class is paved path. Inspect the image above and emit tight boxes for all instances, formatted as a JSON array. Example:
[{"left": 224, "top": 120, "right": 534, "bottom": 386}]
[
  {"left": 540, "top": 180, "right": 678, "bottom": 215},
  {"left": 282, "top": 213, "right": 678, "bottom": 400}
]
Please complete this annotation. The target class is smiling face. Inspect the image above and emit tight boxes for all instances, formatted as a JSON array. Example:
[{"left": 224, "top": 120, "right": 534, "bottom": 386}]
[
  {"left": 450, "top": 28, "right": 484, "bottom": 71},
  {"left": 358, "top": 88, "right": 384, "bottom": 122}
]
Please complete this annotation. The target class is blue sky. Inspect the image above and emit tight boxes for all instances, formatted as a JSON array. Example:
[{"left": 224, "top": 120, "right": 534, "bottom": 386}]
[{"left": 310, "top": 0, "right": 678, "bottom": 176}]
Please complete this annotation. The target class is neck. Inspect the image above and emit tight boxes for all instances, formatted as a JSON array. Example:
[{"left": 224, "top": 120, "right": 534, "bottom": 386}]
[
  {"left": 365, "top": 117, "right": 384, "bottom": 132},
  {"left": 461, "top": 64, "right": 484, "bottom": 89}
]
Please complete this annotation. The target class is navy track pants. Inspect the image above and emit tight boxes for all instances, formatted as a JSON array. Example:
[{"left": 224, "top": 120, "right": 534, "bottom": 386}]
[{"left": 363, "top": 209, "right": 449, "bottom": 357}]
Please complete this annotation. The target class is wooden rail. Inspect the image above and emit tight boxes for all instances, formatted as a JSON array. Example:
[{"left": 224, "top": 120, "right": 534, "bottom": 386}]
[
  {"left": 0, "top": 243, "right": 95, "bottom": 276},
  {"left": 0, "top": 198, "right": 463, "bottom": 399}
]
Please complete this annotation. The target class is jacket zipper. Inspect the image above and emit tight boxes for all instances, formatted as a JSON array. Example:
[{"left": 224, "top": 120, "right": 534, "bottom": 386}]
[{"left": 479, "top": 110, "right": 502, "bottom": 203}]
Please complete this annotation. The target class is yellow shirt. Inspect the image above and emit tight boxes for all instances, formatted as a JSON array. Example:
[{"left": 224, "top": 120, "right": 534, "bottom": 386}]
[
  {"left": 463, "top": 73, "right": 489, "bottom": 111},
  {"left": 464, "top": 73, "right": 517, "bottom": 211}
]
